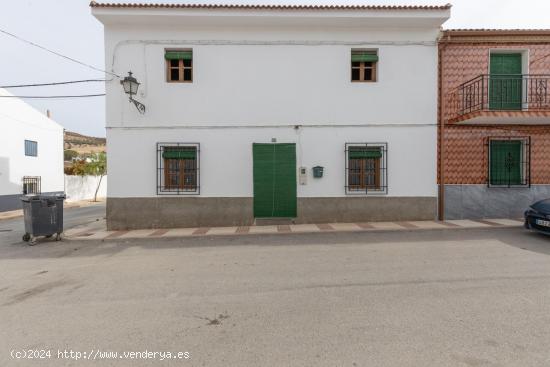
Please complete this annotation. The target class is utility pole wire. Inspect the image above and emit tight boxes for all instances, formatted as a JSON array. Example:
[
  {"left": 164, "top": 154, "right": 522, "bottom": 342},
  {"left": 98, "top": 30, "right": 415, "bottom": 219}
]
[
  {"left": 0, "top": 28, "right": 120, "bottom": 78},
  {"left": 1, "top": 79, "right": 107, "bottom": 88},
  {"left": 0, "top": 94, "right": 106, "bottom": 99}
]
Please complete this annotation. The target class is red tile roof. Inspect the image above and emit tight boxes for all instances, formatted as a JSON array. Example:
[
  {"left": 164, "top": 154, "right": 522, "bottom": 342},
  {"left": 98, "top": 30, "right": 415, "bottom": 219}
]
[{"left": 89, "top": 1, "right": 452, "bottom": 11}]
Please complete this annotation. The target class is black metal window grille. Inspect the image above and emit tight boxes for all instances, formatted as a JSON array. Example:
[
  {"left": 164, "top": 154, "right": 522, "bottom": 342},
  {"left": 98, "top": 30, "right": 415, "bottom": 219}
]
[
  {"left": 24, "top": 140, "right": 37, "bottom": 157},
  {"left": 157, "top": 143, "right": 200, "bottom": 195},
  {"left": 345, "top": 143, "right": 388, "bottom": 195},
  {"left": 486, "top": 136, "right": 530, "bottom": 188},
  {"left": 22, "top": 176, "right": 41, "bottom": 194}
]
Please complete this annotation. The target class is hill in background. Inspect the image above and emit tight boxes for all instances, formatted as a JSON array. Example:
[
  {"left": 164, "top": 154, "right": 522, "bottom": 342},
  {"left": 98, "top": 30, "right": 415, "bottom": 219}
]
[{"left": 64, "top": 131, "right": 106, "bottom": 156}]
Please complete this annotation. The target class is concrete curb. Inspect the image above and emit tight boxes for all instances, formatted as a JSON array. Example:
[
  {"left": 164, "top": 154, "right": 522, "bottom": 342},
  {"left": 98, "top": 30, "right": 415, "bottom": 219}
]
[{"left": 64, "top": 218, "right": 524, "bottom": 242}]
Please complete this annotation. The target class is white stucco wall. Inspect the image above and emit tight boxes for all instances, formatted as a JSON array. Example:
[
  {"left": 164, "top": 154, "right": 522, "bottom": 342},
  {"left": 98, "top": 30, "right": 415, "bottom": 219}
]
[
  {"left": 64, "top": 175, "right": 107, "bottom": 202},
  {"left": 107, "top": 125, "right": 436, "bottom": 198},
  {"left": 95, "top": 7, "right": 447, "bottom": 199},
  {"left": 103, "top": 26, "right": 440, "bottom": 128},
  {"left": 0, "top": 89, "right": 64, "bottom": 197}
]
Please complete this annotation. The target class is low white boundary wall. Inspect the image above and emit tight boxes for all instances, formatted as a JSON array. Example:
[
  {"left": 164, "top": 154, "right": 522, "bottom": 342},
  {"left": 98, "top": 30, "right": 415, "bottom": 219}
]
[{"left": 64, "top": 175, "right": 107, "bottom": 202}]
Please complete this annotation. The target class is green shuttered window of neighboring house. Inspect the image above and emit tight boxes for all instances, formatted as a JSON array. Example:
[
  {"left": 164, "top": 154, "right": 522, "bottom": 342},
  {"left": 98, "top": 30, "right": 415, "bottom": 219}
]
[
  {"left": 489, "top": 140, "right": 522, "bottom": 186},
  {"left": 253, "top": 143, "right": 297, "bottom": 218}
]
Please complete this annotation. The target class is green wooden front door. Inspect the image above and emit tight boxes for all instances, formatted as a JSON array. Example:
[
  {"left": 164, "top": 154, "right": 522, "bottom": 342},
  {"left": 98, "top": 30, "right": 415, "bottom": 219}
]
[
  {"left": 489, "top": 53, "right": 522, "bottom": 110},
  {"left": 253, "top": 143, "right": 297, "bottom": 218}
]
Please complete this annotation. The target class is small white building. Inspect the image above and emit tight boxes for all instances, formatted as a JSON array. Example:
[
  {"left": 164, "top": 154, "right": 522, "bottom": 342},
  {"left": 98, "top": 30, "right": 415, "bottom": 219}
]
[
  {"left": 0, "top": 88, "right": 64, "bottom": 211},
  {"left": 92, "top": 2, "right": 450, "bottom": 229}
]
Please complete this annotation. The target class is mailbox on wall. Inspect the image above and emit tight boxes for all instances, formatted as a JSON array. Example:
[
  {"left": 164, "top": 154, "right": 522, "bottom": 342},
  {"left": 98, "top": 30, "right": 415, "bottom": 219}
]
[{"left": 312, "top": 166, "right": 324, "bottom": 178}]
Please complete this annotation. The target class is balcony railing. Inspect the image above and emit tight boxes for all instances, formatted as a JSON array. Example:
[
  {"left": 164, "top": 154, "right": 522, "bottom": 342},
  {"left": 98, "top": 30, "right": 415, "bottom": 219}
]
[{"left": 448, "top": 74, "right": 550, "bottom": 120}]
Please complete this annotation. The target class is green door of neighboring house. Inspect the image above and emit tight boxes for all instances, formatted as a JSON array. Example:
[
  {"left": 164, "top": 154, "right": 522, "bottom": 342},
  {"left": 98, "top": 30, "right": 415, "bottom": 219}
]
[
  {"left": 489, "top": 53, "right": 523, "bottom": 110},
  {"left": 252, "top": 143, "right": 297, "bottom": 218}
]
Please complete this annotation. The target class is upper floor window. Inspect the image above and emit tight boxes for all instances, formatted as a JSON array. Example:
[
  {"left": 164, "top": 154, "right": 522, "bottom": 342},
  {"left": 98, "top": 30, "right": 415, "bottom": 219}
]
[
  {"left": 25, "top": 140, "right": 37, "bottom": 157},
  {"left": 351, "top": 49, "right": 378, "bottom": 82},
  {"left": 165, "top": 50, "right": 193, "bottom": 83}
]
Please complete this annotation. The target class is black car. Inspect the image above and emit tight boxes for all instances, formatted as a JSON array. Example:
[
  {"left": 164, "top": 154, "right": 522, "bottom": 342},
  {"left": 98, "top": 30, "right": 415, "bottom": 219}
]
[{"left": 524, "top": 199, "right": 550, "bottom": 234}]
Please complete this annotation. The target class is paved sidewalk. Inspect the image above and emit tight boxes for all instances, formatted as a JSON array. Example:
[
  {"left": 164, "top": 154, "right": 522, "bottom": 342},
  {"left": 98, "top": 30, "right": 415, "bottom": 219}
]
[
  {"left": 0, "top": 198, "right": 105, "bottom": 221},
  {"left": 65, "top": 218, "right": 523, "bottom": 241}
]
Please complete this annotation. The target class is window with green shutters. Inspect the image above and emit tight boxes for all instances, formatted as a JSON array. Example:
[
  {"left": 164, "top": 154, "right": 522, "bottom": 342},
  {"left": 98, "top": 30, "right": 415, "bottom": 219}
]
[
  {"left": 345, "top": 143, "right": 387, "bottom": 195},
  {"left": 165, "top": 49, "right": 193, "bottom": 83},
  {"left": 351, "top": 49, "right": 378, "bottom": 82},
  {"left": 157, "top": 143, "right": 200, "bottom": 195},
  {"left": 488, "top": 138, "right": 530, "bottom": 187}
]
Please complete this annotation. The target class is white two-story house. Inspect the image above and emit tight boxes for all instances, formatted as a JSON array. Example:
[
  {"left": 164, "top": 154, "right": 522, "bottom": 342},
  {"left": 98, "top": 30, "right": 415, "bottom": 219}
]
[{"left": 91, "top": 2, "right": 450, "bottom": 229}]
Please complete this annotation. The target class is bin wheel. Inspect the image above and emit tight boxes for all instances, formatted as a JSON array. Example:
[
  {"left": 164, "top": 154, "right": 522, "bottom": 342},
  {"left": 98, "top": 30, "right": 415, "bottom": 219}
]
[
  {"left": 45, "top": 234, "right": 53, "bottom": 238},
  {"left": 22, "top": 233, "right": 30, "bottom": 242},
  {"left": 55, "top": 233, "right": 62, "bottom": 241},
  {"left": 28, "top": 236, "right": 37, "bottom": 246}
]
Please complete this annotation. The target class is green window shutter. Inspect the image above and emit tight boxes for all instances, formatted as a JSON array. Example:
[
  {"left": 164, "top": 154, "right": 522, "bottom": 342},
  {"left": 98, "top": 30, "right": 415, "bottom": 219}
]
[
  {"left": 489, "top": 53, "right": 522, "bottom": 110},
  {"left": 490, "top": 53, "right": 522, "bottom": 75},
  {"left": 490, "top": 140, "right": 522, "bottom": 185},
  {"left": 165, "top": 51, "right": 193, "bottom": 60},
  {"left": 351, "top": 52, "right": 379, "bottom": 63},
  {"left": 253, "top": 143, "right": 297, "bottom": 218},
  {"left": 162, "top": 148, "right": 196, "bottom": 159},
  {"left": 349, "top": 147, "right": 382, "bottom": 159}
]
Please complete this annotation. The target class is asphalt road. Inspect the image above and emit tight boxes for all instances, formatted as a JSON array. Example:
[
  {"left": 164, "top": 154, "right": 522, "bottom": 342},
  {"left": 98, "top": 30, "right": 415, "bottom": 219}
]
[
  {"left": 1, "top": 225, "right": 550, "bottom": 366},
  {"left": 0, "top": 202, "right": 105, "bottom": 246}
]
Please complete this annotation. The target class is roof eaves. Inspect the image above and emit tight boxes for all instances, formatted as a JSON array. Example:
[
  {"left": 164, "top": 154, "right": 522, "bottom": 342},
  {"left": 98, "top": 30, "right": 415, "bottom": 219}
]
[
  {"left": 439, "top": 29, "right": 550, "bottom": 44},
  {"left": 89, "top": 1, "right": 452, "bottom": 11}
]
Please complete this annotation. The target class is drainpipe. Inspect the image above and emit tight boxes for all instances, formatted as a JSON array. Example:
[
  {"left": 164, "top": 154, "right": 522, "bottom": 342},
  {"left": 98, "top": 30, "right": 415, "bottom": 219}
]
[{"left": 437, "top": 35, "right": 447, "bottom": 221}]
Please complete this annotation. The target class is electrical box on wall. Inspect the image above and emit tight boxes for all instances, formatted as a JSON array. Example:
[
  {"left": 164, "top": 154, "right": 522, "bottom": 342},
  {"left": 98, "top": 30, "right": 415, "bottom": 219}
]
[{"left": 299, "top": 167, "right": 307, "bottom": 185}]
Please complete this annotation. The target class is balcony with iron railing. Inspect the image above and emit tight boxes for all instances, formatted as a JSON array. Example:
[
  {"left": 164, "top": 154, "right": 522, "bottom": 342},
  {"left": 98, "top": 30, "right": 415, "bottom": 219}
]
[{"left": 446, "top": 74, "right": 550, "bottom": 124}]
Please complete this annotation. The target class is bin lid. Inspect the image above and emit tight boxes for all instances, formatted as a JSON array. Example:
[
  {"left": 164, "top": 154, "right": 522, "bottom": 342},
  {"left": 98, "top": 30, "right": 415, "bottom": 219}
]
[
  {"left": 20, "top": 194, "right": 66, "bottom": 202},
  {"left": 20, "top": 194, "right": 40, "bottom": 202}
]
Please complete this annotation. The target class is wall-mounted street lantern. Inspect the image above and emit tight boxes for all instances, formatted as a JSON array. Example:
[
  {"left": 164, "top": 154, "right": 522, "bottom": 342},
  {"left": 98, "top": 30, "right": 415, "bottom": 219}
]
[{"left": 120, "top": 71, "right": 145, "bottom": 114}]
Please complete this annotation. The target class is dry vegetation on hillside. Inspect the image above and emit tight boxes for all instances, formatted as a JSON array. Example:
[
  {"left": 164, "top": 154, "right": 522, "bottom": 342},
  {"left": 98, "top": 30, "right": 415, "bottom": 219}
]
[{"left": 64, "top": 131, "right": 106, "bottom": 155}]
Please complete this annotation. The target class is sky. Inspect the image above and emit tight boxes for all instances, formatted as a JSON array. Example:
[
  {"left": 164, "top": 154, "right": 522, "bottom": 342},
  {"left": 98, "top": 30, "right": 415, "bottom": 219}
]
[{"left": 1, "top": 0, "right": 550, "bottom": 137}]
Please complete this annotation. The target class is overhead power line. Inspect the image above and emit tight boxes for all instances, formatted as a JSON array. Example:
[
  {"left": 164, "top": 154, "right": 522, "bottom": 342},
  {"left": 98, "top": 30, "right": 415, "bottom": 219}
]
[
  {"left": 0, "top": 94, "right": 106, "bottom": 99},
  {"left": 0, "top": 28, "right": 120, "bottom": 78},
  {"left": 1, "top": 79, "right": 107, "bottom": 88}
]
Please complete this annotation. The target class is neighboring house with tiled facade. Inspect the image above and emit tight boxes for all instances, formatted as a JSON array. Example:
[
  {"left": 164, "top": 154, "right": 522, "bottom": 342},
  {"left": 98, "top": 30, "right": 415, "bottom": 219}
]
[
  {"left": 439, "top": 29, "right": 550, "bottom": 219},
  {"left": 0, "top": 88, "right": 64, "bottom": 211},
  {"left": 92, "top": 2, "right": 450, "bottom": 230}
]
